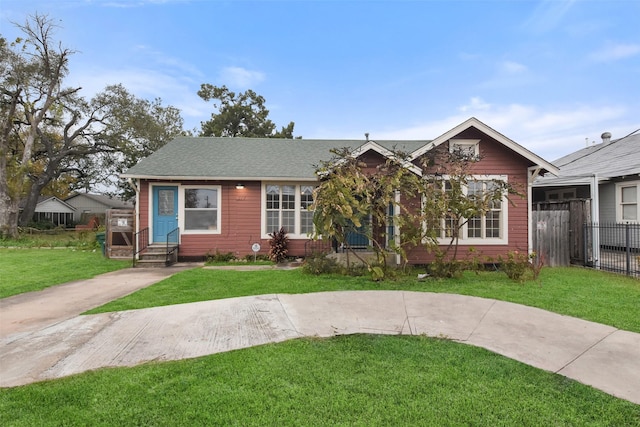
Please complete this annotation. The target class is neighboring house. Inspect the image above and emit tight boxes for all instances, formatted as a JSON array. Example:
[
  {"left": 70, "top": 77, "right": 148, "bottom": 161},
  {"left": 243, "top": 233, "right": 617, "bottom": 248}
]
[
  {"left": 533, "top": 130, "right": 640, "bottom": 224},
  {"left": 26, "top": 196, "right": 76, "bottom": 228},
  {"left": 121, "top": 117, "right": 558, "bottom": 263},
  {"left": 64, "top": 193, "right": 133, "bottom": 224}
]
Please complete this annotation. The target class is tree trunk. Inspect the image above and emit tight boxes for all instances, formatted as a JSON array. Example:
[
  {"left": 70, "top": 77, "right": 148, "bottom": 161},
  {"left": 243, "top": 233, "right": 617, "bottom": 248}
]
[
  {"left": 0, "top": 188, "right": 19, "bottom": 238},
  {"left": 18, "top": 180, "right": 47, "bottom": 226}
]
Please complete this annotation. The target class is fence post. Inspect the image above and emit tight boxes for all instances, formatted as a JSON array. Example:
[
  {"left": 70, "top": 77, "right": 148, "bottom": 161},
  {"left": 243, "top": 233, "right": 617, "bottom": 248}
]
[
  {"left": 626, "top": 223, "right": 631, "bottom": 276},
  {"left": 583, "top": 223, "right": 587, "bottom": 267}
]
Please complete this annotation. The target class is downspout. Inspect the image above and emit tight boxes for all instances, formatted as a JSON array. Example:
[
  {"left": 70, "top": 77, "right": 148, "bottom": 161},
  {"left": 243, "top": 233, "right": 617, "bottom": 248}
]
[
  {"left": 127, "top": 178, "right": 141, "bottom": 258},
  {"left": 527, "top": 167, "right": 541, "bottom": 256},
  {"left": 590, "top": 173, "right": 600, "bottom": 269}
]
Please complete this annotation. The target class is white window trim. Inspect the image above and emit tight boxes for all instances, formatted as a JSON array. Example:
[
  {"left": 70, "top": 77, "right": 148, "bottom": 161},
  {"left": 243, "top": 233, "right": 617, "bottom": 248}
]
[
  {"left": 261, "top": 182, "right": 315, "bottom": 239},
  {"left": 449, "top": 139, "right": 480, "bottom": 157},
  {"left": 616, "top": 181, "right": 639, "bottom": 223},
  {"left": 424, "top": 175, "right": 509, "bottom": 246},
  {"left": 180, "top": 184, "right": 222, "bottom": 235}
]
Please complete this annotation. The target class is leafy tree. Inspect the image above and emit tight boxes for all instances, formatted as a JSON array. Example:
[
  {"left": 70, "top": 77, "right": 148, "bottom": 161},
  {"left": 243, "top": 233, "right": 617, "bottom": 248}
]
[
  {"left": 311, "top": 148, "right": 419, "bottom": 279},
  {"left": 88, "top": 84, "right": 185, "bottom": 200},
  {"left": 197, "top": 84, "right": 297, "bottom": 138},
  {"left": 0, "top": 14, "right": 185, "bottom": 237},
  {"left": 0, "top": 14, "right": 81, "bottom": 237},
  {"left": 412, "top": 146, "right": 522, "bottom": 268},
  {"left": 310, "top": 144, "right": 523, "bottom": 279}
]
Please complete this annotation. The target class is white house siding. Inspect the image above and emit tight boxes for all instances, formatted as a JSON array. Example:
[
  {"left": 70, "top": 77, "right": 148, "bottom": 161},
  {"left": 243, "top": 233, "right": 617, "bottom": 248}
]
[
  {"left": 598, "top": 183, "right": 616, "bottom": 223},
  {"left": 32, "top": 198, "right": 75, "bottom": 227}
]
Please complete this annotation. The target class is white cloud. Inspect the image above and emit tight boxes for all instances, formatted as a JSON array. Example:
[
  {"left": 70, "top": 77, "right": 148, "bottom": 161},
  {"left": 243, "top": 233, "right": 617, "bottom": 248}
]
[
  {"left": 589, "top": 43, "right": 640, "bottom": 62},
  {"left": 219, "top": 66, "right": 265, "bottom": 88},
  {"left": 501, "top": 61, "right": 527, "bottom": 74},
  {"left": 459, "top": 97, "right": 491, "bottom": 112}
]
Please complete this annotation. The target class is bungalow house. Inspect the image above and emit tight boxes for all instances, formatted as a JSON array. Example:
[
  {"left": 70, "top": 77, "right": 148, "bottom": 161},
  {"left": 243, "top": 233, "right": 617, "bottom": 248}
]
[
  {"left": 23, "top": 196, "right": 76, "bottom": 228},
  {"left": 121, "top": 117, "right": 558, "bottom": 263}
]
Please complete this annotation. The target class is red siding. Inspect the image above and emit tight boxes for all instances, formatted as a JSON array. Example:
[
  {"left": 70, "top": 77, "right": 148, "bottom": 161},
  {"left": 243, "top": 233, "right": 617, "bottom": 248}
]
[{"left": 136, "top": 129, "right": 534, "bottom": 262}]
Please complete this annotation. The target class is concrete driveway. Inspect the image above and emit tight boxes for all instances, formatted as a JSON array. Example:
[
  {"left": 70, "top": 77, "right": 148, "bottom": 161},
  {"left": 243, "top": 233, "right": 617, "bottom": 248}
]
[{"left": 1, "top": 266, "right": 639, "bottom": 406}]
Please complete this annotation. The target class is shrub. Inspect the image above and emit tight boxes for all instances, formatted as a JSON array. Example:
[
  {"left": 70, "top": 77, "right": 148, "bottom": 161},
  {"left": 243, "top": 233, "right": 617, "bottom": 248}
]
[
  {"left": 302, "top": 252, "right": 340, "bottom": 275},
  {"left": 243, "top": 253, "right": 271, "bottom": 262},
  {"left": 499, "top": 251, "right": 530, "bottom": 282},
  {"left": 206, "top": 250, "right": 236, "bottom": 264},
  {"left": 268, "top": 227, "right": 289, "bottom": 263},
  {"left": 428, "top": 251, "right": 465, "bottom": 278}
]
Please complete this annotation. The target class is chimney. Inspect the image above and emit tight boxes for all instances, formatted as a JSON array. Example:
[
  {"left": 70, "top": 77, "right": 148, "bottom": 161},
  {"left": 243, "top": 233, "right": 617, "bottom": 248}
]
[
  {"left": 365, "top": 133, "right": 369, "bottom": 142},
  {"left": 601, "top": 132, "right": 612, "bottom": 145}
]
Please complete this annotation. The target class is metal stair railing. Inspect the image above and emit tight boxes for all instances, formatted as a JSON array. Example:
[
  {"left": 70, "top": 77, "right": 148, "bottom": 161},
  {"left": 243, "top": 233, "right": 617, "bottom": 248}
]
[
  {"left": 166, "top": 227, "right": 180, "bottom": 266},
  {"left": 133, "top": 227, "right": 149, "bottom": 267}
]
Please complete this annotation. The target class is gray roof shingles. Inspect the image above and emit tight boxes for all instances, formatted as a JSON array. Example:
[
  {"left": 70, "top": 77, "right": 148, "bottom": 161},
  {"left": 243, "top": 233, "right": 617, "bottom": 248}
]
[
  {"left": 122, "top": 137, "right": 430, "bottom": 180},
  {"left": 535, "top": 132, "right": 640, "bottom": 186}
]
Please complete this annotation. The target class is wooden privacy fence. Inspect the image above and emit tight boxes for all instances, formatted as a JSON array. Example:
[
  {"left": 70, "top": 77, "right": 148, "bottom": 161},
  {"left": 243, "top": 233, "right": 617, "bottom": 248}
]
[
  {"left": 532, "top": 210, "right": 570, "bottom": 267},
  {"left": 532, "top": 200, "right": 590, "bottom": 266}
]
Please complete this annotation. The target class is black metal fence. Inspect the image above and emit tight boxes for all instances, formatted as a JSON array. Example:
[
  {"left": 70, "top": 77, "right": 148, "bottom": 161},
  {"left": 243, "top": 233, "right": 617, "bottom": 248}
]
[{"left": 583, "top": 223, "right": 640, "bottom": 278}]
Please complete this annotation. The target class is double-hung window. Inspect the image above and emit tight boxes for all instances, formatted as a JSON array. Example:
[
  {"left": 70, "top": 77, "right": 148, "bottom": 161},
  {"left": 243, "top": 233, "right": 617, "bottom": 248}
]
[
  {"left": 431, "top": 176, "right": 507, "bottom": 244},
  {"left": 618, "top": 182, "right": 639, "bottom": 222},
  {"left": 264, "top": 184, "right": 315, "bottom": 237}
]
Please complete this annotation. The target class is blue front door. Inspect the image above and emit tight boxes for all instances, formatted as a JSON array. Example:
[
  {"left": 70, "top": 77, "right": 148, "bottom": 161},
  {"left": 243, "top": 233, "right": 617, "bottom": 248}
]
[{"left": 153, "top": 186, "right": 178, "bottom": 242}]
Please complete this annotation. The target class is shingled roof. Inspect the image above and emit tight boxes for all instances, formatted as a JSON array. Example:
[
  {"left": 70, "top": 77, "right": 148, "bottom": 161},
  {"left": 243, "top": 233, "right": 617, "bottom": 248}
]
[
  {"left": 535, "top": 130, "right": 640, "bottom": 186},
  {"left": 121, "top": 137, "right": 429, "bottom": 180}
]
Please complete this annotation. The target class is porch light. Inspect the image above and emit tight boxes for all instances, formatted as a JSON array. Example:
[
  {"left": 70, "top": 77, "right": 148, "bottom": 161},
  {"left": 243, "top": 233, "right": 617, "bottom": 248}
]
[{"left": 236, "top": 183, "right": 245, "bottom": 189}]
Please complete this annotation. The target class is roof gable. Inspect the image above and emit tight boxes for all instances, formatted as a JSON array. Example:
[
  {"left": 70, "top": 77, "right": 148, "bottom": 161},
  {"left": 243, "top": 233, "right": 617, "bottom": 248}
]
[
  {"left": 35, "top": 196, "right": 76, "bottom": 213},
  {"left": 410, "top": 117, "right": 559, "bottom": 176}
]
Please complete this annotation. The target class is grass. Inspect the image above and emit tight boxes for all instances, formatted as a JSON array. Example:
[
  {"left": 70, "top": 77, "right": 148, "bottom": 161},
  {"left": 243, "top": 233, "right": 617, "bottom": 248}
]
[
  {"left": 87, "top": 266, "right": 640, "bottom": 333},
  {"left": 1, "top": 335, "right": 638, "bottom": 426},
  {"left": 0, "top": 248, "right": 130, "bottom": 299},
  {"left": 0, "top": 229, "right": 101, "bottom": 249}
]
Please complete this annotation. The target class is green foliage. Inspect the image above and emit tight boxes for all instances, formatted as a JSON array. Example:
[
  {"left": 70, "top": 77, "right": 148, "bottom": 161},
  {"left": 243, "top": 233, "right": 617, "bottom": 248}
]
[
  {"left": 25, "top": 220, "right": 57, "bottom": 230},
  {"left": 0, "top": 229, "right": 99, "bottom": 249},
  {"left": 427, "top": 247, "right": 485, "bottom": 278},
  {"left": 311, "top": 147, "right": 419, "bottom": 272},
  {"left": 268, "top": 226, "right": 289, "bottom": 263},
  {"left": 0, "top": 15, "right": 185, "bottom": 237},
  {"left": 197, "top": 84, "right": 297, "bottom": 138},
  {"left": 243, "top": 253, "right": 271, "bottom": 262},
  {"left": 302, "top": 252, "right": 340, "bottom": 275},
  {"left": 499, "top": 251, "right": 532, "bottom": 282},
  {"left": 205, "top": 250, "right": 236, "bottom": 264},
  {"left": 498, "top": 251, "right": 546, "bottom": 283}
]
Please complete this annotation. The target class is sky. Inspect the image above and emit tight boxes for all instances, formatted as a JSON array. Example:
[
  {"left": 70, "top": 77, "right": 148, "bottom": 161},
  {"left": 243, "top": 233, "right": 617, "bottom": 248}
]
[{"left": 1, "top": 0, "right": 639, "bottom": 161}]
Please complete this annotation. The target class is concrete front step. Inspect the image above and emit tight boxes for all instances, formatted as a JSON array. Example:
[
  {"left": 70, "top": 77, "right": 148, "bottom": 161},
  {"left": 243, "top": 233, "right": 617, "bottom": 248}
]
[{"left": 136, "top": 244, "right": 178, "bottom": 268}]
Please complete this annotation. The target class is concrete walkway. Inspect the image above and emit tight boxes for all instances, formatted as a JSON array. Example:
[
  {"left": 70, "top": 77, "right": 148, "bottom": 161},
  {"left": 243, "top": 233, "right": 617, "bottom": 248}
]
[{"left": 0, "top": 269, "right": 638, "bottom": 406}]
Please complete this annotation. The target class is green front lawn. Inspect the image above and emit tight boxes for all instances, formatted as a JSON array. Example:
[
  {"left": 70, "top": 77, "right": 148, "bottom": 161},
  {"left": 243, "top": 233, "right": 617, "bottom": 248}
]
[
  {"left": 0, "top": 249, "right": 130, "bottom": 299},
  {"left": 1, "top": 335, "right": 638, "bottom": 426},
  {"left": 88, "top": 266, "right": 640, "bottom": 333}
]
